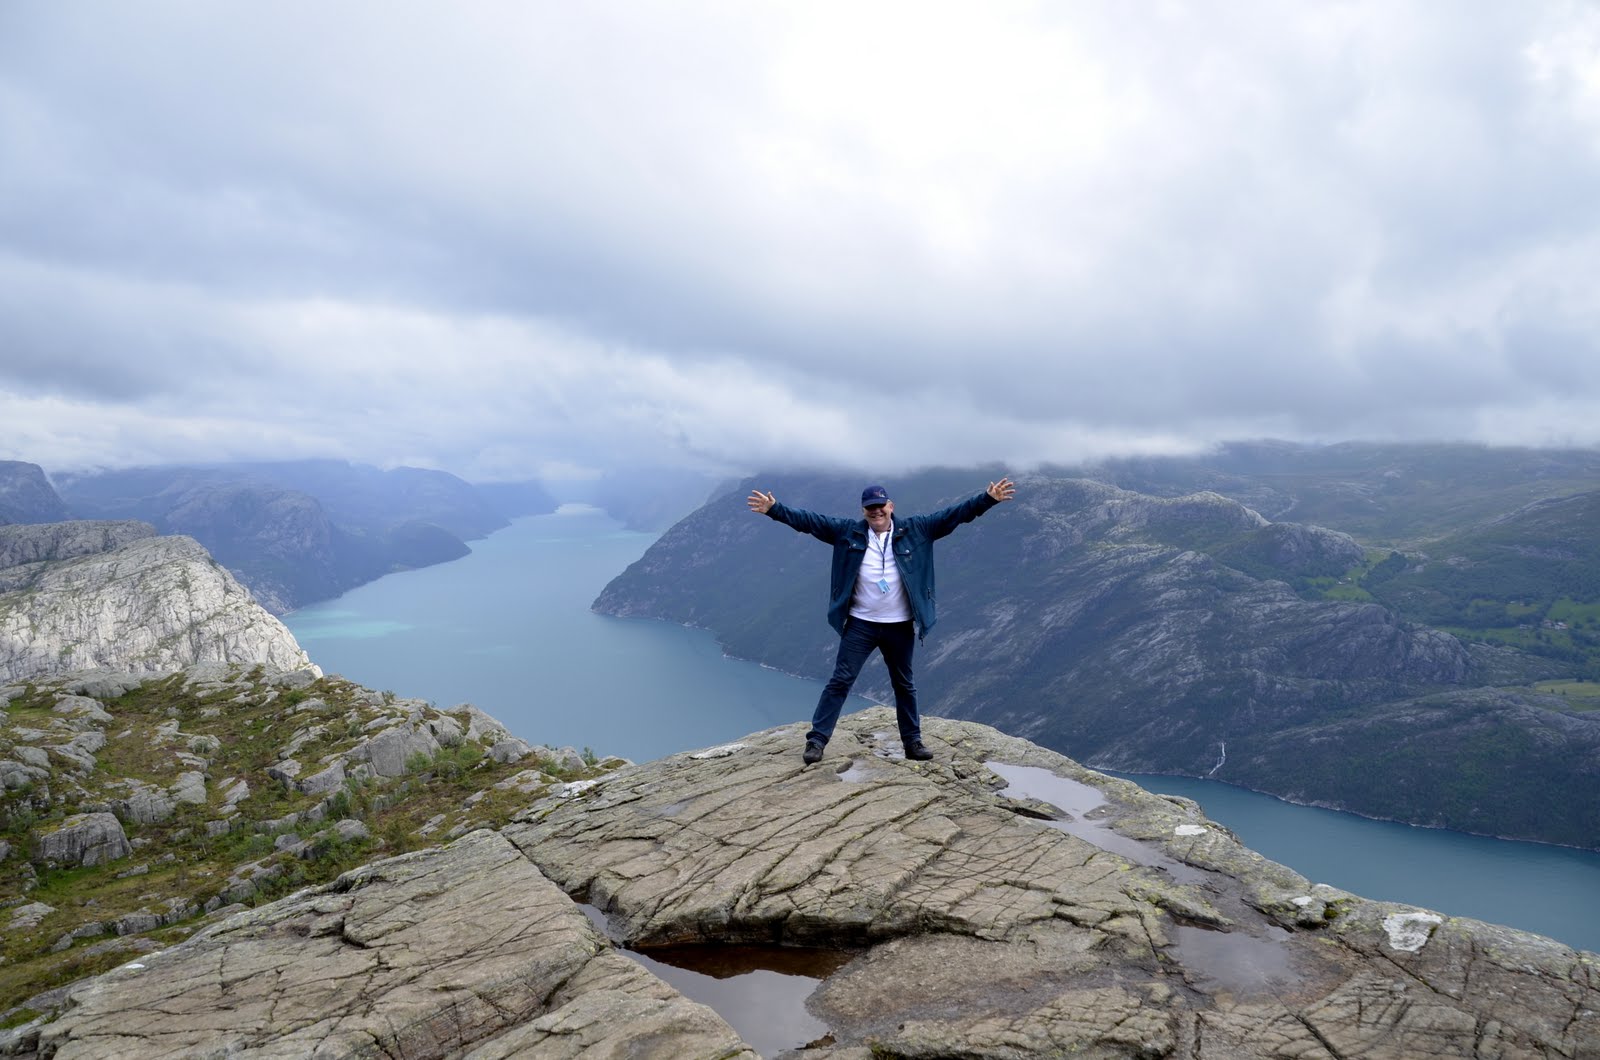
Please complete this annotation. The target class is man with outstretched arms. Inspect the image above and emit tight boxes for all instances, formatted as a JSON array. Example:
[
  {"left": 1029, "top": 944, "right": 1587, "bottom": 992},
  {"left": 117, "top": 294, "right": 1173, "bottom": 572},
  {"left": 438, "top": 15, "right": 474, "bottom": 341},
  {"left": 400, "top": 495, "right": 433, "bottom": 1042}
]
[{"left": 747, "top": 478, "right": 1016, "bottom": 763}]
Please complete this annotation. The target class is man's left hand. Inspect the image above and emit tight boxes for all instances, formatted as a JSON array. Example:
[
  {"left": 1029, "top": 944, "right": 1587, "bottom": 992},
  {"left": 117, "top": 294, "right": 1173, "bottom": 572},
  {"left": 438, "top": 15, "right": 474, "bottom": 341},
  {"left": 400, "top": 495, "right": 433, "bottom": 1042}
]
[{"left": 988, "top": 477, "right": 1016, "bottom": 502}]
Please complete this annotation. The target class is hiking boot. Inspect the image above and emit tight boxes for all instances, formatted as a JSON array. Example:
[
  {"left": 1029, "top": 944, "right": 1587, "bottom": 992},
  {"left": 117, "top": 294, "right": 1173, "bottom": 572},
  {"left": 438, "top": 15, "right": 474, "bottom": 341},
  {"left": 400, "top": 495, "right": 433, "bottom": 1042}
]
[
  {"left": 904, "top": 740, "right": 934, "bottom": 761},
  {"left": 802, "top": 739, "right": 825, "bottom": 765}
]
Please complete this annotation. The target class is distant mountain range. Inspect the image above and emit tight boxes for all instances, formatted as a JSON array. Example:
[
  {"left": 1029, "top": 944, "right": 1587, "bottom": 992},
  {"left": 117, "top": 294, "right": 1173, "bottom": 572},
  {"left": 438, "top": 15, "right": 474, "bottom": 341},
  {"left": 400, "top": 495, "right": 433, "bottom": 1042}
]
[
  {"left": 1, "top": 459, "right": 726, "bottom": 614},
  {"left": 593, "top": 442, "right": 1600, "bottom": 850}
]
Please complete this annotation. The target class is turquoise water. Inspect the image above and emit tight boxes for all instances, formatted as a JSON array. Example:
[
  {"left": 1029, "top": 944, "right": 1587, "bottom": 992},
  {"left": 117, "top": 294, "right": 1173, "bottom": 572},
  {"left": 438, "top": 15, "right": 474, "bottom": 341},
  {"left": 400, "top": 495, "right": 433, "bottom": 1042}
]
[
  {"left": 1114, "top": 772, "right": 1600, "bottom": 953},
  {"left": 285, "top": 508, "right": 870, "bottom": 764},
  {"left": 285, "top": 510, "right": 1600, "bottom": 955}
]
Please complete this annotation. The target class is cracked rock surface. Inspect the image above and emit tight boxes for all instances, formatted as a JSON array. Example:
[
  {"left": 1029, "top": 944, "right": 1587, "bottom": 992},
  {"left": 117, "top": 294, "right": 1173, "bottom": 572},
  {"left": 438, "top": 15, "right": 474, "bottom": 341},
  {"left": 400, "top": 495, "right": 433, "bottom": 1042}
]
[
  {"left": 20, "top": 709, "right": 1599, "bottom": 1059},
  {"left": 507, "top": 710, "right": 1600, "bottom": 1059},
  {"left": 31, "top": 829, "right": 753, "bottom": 1059}
]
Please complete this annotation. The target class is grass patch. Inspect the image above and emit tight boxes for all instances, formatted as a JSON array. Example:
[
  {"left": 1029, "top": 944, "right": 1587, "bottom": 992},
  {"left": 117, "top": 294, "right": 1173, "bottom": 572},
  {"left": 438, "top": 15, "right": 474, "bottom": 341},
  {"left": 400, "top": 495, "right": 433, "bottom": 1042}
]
[{"left": 1533, "top": 680, "right": 1600, "bottom": 712}]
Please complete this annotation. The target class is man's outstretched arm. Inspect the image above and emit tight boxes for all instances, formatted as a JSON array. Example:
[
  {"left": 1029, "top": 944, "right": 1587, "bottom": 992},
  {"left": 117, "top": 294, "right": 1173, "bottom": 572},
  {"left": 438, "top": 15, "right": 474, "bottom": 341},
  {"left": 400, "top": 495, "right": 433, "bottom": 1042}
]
[
  {"left": 747, "top": 489, "right": 848, "bottom": 543},
  {"left": 922, "top": 476, "right": 1017, "bottom": 539}
]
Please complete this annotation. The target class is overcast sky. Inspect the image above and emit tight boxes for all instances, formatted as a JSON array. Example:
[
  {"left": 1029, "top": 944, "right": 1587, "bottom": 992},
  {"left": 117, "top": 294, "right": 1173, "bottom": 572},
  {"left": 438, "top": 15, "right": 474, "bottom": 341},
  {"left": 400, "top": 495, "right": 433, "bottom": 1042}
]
[{"left": 4, "top": 2, "right": 1600, "bottom": 482}]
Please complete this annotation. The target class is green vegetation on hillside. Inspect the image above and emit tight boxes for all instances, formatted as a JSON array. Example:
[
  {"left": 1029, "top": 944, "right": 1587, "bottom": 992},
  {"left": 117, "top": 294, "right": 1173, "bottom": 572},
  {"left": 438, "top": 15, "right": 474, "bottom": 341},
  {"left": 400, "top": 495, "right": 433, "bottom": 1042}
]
[{"left": 0, "top": 669, "right": 625, "bottom": 1015}]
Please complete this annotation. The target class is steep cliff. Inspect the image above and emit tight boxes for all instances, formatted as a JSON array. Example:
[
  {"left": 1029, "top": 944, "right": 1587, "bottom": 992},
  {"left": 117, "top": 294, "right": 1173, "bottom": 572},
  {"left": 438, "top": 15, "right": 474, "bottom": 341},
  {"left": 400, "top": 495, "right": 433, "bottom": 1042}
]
[
  {"left": 0, "top": 462, "right": 69, "bottom": 526},
  {"left": 0, "top": 521, "right": 315, "bottom": 681},
  {"left": 594, "top": 469, "right": 1600, "bottom": 848}
]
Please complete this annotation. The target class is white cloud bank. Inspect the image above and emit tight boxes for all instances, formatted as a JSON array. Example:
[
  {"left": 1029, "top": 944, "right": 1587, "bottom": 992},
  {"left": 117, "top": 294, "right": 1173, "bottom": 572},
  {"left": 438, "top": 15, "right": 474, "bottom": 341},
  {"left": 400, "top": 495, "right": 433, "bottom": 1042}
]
[{"left": 3, "top": 1, "right": 1600, "bottom": 480}]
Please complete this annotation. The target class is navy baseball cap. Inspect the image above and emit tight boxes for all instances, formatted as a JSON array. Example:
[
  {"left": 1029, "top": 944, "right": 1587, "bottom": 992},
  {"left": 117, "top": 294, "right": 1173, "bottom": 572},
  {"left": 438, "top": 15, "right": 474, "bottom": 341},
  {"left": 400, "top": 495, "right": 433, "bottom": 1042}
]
[{"left": 861, "top": 485, "right": 890, "bottom": 507}]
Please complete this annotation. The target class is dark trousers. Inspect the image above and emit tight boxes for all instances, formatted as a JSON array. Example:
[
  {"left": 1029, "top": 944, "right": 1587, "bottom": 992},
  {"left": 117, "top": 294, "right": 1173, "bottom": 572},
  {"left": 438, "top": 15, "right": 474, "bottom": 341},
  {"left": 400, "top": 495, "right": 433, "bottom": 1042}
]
[{"left": 809, "top": 618, "right": 920, "bottom": 747}]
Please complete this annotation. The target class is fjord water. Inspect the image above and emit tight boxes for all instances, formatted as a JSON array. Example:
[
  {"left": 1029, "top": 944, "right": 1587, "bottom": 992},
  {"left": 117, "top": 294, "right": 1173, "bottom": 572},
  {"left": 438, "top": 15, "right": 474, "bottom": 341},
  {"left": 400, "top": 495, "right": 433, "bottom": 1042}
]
[
  {"left": 284, "top": 508, "right": 871, "bottom": 765},
  {"left": 285, "top": 510, "right": 1600, "bottom": 955}
]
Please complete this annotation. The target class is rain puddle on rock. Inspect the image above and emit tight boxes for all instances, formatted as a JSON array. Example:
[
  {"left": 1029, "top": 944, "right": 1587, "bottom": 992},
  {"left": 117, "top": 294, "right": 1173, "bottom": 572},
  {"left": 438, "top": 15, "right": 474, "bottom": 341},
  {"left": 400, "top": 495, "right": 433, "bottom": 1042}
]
[
  {"left": 987, "top": 761, "right": 1211, "bottom": 885},
  {"left": 837, "top": 757, "right": 892, "bottom": 783},
  {"left": 1172, "top": 922, "right": 1297, "bottom": 996},
  {"left": 580, "top": 904, "right": 851, "bottom": 1057}
]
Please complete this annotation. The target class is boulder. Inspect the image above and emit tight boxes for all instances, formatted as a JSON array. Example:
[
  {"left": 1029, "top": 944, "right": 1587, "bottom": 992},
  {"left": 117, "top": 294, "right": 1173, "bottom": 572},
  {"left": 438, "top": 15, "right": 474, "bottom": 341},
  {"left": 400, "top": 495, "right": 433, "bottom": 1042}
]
[
  {"left": 169, "top": 771, "right": 208, "bottom": 805},
  {"left": 8, "top": 901, "right": 55, "bottom": 930},
  {"left": 542, "top": 746, "right": 587, "bottom": 773},
  {"left": 13, "top": 745, "right": 50, "bottom": 769},
  {"left": 356, "top": 724, "right": 440, "bottom": 777},
  {"left": 47, "top": 731, "right": 106, "bottom": 772},
  {"left": 113, "top": 783, "right": 176, "bottom": 826},
  {"left": 330, "top": 819, "right": 369, "bottom": 843},
  {"left": 486, "top": 736, "right": 533, "bottom": 764},
  {"left": 62, "top": 671, "right": 149, "bottom": 701},
  {"left": 296, "top": 761, "right": 345, "bottom": 796},
  {"left": 426, "top": 714, "right": 464, "bottom": 746},
  {"left": 52, "top": 695, "right": 113, "bottom": 725},
  {"left": 32, "top": 812, "right": 131, "bottom": 868},
  {"left": 0, "top": 758, "right": 47, "bottom": 790},
  {"left": 220, "top": 777, "right": 250, "bottom": 807},
  {"left": 444, "top": 703, "right": 511, "bottom": 744}
]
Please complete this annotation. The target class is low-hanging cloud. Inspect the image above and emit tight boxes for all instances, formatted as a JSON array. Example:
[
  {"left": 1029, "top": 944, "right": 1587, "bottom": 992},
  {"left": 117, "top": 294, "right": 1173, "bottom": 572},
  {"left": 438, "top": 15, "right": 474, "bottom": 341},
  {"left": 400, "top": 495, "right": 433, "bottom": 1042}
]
[{"left": 3, "top": 0, "right": 1600, "bottom": 480}]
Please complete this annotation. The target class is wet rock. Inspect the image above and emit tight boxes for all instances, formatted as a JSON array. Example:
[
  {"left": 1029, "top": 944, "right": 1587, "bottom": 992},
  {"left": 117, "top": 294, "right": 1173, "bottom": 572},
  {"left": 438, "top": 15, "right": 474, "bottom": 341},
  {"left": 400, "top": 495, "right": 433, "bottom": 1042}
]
[
  {"left": 20, "top": 711, "right": 1599, "bottom": 1059},
  {"left": 37, "top": 830, "right": 754, "bottom": 1059},
  {"left": 32, "top": 812, "right": 131, "bottom": 868},
  {"left": 505, "top": 710, "right": 1600, "bottom": 1059}
]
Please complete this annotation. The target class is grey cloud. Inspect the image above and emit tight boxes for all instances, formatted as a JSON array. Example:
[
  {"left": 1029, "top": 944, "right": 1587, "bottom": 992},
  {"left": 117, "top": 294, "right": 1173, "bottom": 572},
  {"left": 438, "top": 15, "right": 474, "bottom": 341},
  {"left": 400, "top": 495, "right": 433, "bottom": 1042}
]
[{"left": 4, "top": 2, "right": 1600, "bottom": 477}]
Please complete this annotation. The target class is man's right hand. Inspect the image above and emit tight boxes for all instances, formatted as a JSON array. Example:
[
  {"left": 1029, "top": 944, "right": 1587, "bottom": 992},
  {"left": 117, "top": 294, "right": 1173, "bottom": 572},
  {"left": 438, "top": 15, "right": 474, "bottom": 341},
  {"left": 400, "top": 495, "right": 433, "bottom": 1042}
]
[{"left": 747, "top": 490, "right": 776, "bottom": 515}]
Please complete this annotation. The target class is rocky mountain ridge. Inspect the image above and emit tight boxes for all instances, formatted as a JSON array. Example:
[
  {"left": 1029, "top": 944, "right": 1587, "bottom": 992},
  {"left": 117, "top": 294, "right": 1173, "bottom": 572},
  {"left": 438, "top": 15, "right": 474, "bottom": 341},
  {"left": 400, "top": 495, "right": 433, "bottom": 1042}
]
[
  {"left": 0, "top": 522, "right": 314, "bottom": 682},
  {"left": 52, "top": 462, "right": 512, "bottom": 614},
  {"left": 5, "top": 709, "right": 1595, "bottom": 1058},
  {"left": 594, "top": 469, "right": 1600, "bottom": 849},
  {"left": 0, "top": 465, "right": 69, "bottom": 527}
]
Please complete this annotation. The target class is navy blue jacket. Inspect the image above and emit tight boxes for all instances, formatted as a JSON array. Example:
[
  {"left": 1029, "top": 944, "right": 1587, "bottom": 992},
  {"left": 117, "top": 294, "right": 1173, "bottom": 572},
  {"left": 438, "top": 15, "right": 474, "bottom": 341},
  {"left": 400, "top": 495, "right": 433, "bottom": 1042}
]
[{"left": 766, "top": 491, "right": 1000, "bottom": 639}]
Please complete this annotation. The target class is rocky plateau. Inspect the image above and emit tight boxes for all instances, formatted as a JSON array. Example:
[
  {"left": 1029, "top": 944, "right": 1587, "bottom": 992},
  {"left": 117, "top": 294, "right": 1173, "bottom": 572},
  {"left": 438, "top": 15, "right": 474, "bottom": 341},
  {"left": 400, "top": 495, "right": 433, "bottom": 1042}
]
[{"left": 6, "top": 707, "right": 1596, "bottom": 1058}]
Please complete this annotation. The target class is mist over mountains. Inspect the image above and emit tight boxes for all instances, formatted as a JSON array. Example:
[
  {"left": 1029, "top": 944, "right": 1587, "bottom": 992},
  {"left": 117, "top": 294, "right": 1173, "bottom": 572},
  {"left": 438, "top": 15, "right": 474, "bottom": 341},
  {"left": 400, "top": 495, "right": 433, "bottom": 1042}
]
[{"left": 0, "top": 459, "right": 723, "bottom": 614}]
